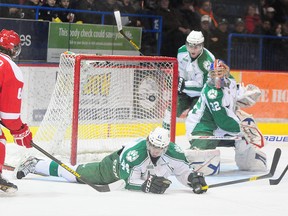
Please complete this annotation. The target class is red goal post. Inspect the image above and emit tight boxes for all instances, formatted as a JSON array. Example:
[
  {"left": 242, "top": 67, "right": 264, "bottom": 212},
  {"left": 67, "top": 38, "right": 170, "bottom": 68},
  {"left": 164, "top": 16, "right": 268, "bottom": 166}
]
[{"left": 33, "top": 53, "right": 178, "bottom": 165}]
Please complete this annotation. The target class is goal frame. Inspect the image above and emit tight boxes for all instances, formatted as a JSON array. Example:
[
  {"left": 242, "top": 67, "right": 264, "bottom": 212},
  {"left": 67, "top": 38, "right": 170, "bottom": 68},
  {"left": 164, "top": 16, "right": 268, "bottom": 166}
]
[{"left": 69, "top": 55, "right": 178, "bottom": 165}]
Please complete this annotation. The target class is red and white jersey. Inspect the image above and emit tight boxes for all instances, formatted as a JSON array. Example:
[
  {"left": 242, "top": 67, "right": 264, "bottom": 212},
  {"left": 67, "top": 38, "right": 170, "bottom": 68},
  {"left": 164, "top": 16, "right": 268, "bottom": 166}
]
[{"left": 0, "top": 52, "right": 24, "bottom": 131}]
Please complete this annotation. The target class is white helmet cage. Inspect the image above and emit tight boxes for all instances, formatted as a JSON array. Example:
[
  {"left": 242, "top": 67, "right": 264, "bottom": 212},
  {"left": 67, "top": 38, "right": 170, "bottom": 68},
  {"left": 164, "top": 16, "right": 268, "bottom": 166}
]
[{"left": 147, "top": 127, "right": 170, "bottom": 149}]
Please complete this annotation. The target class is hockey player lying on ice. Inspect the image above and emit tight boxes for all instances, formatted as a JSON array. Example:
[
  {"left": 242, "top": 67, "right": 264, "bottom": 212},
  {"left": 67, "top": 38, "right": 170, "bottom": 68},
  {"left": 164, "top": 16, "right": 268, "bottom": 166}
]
[{"left": 16, "top": 127, "right": 207, "bottom": 194}]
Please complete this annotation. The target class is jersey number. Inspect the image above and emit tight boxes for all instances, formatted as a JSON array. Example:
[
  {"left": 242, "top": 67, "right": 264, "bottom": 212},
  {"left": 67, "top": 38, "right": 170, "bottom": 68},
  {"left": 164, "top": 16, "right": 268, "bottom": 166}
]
[
  {"left": 209, "top": 101, "right": 221, "bottom": 111},
  {"left": 121, "top": 161, "right": 130, "bottom": 173}
]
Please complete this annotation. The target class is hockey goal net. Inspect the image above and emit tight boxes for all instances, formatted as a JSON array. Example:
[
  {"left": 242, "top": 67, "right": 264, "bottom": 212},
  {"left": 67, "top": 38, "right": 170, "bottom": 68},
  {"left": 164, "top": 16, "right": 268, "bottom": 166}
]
[{"left": 33, "top": 53, "right": 178, "bottom": 165}]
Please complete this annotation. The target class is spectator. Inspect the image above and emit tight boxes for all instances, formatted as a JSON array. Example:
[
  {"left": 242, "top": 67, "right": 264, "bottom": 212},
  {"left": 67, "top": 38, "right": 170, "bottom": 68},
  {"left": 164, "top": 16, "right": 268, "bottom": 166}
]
[
  {"left": 196, "top": 0, "right": 218, "bottom": 29},
  {"left": 232, "top": 17, "right": 247, "bottom": 35},
  {"left": 210, "top": 18, "right": 229, "bottom": 62},
  {"left": 274, "top": 23, "right": 283, "bottom": 37},
  {"left": 259, "top": 18, "right": 274, "bottom": 35},
  {"left": 97, "top": 0, "right": 119, "bottom": 25},
  {"left": 271, "top": 0, "right": 288, "bottom": 24},
  {"left": 117, "top": 0, "right": 141, "bottom": 27},
  {"left": 57, "top": 0, "right": 75, "bottom": 22},
  {"left": 264, "top": 7, "right": 277, "bottom": 29},
  {"left": 71, "top": 0, "right": 100, "bottom": 24},
  {"left": 244, "top": 3, "right": 262, "bottom": 34},
  {"left": 38, "top": 0, "right": 59, "bottom": 21},
  {"left": 136, "top": 0, "right": 159, "bottom": 55},
  {"left": 22, "top": 0, "right": 40, "bottom": 20},
  {"left": 200, "top": 15, "right": 213, "bottom": 49},
  {"left": 0, "top": 0, "right": 23, "bottom": 18},
  {"left": 155, "top": 0, "right": 191, "bottom": 57},
  {"left": 178, "top": 0, "right": 201, "bottom": 31}
]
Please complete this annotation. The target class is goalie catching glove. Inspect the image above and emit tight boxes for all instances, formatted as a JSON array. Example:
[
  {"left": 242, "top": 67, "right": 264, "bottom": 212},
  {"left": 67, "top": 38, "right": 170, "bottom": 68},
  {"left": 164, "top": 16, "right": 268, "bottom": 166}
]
[
  {"left": 10, "top": 123, "right": 33, "bottom": 148},
  {"left": 237, "top": 83, "right": 261, "bottom": 108},
  {"left": 141, "top": 175, "right": 172, "bottom": 194},
  {"left": 188, "top": 172, "right": 207, "bottom": 194}
]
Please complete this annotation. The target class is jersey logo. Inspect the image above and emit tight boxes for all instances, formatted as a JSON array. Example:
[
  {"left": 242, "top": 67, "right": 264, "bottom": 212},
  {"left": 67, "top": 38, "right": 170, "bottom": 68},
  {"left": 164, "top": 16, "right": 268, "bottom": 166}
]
[
  {"left": 126, "top": 150, "right": 139, "bottom": 162},
  {"left": 207, "top": 89, "right": 218, "bottom": 99},
  {"left": 203, "top": 60, "right": 212, "bottom": 70},
  {"left": 174, "top": 145, "right": 184, "bottom": 153}
]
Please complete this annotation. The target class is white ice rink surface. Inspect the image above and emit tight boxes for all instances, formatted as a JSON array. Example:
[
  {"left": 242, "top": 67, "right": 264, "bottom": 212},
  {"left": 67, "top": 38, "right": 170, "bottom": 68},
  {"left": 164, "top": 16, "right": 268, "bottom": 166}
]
[{"left": 1, "top": 136, "right": 288, "bottom": 216}]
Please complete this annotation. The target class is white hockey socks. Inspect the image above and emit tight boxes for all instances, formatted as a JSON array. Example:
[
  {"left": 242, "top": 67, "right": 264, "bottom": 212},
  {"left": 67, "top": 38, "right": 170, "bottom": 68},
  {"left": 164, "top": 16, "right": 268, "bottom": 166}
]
[
  {"left": 35, "top": 160, "right": 78, "bottom": 182},
  {"left": 184, "top": 149, "right": 220, "bottom": 176}
]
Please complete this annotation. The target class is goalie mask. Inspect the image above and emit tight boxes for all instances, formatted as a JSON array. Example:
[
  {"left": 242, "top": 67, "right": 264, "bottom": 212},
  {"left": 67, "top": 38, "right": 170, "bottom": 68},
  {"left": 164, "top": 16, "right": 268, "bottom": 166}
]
[
  {"left": 186, "top": 31, "right": 204, "bottom": 58},
  {"left": 207, "top": 59, "right": 230, "bottom": 89},
  {"left": 0, "top": 29, "right": 21, "bottom": 58},
  {"left": 147, "top": 127, "right": 170, "bottom": 158}
]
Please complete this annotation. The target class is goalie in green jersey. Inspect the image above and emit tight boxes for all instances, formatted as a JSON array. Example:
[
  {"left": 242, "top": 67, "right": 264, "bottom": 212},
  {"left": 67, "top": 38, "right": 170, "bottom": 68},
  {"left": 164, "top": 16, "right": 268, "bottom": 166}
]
[
  {"left": 15, "top": 127, "right": 207, "bottom": 194},
  {"left": 184, "top": 59, "right": 267, "bottom": 176}
]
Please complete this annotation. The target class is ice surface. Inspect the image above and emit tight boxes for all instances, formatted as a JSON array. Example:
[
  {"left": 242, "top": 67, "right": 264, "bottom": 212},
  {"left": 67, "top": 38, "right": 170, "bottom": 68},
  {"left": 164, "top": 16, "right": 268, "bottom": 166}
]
[{"left": 1, "top": 136, "right": 287, "bottom": 216}]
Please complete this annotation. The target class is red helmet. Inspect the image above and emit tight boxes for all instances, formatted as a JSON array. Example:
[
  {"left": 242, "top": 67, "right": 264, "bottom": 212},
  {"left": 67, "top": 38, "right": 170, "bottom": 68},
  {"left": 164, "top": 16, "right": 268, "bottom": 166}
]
[{"left": 0, "top": 29, "right": 21, "bottom": 58}]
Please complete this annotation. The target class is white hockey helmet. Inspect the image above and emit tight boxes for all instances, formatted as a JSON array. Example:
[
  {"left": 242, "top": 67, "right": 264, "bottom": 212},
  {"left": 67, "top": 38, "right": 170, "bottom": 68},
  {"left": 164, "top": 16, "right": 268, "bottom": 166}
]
[
  {"left": 147, "top": 127, "right": 170, "bottom": 158},
  {"left": 186, "top": 30, "right": 204, "bottom": 46},
  {"left": 148, "top": 127, "right": 170, "bottom": 149}
]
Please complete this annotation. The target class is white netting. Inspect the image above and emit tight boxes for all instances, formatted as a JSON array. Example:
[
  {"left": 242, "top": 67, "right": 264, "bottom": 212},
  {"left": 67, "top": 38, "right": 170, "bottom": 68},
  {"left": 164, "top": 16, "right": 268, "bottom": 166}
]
[{"left": 33, "top": 53, "right": 178, "bottom": 164}]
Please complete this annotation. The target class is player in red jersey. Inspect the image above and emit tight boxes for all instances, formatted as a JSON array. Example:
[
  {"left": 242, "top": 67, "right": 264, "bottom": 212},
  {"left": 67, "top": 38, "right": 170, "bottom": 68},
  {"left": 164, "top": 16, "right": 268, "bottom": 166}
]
[{"left": 0, "top": 29, "right": 33, "bottom": 193}]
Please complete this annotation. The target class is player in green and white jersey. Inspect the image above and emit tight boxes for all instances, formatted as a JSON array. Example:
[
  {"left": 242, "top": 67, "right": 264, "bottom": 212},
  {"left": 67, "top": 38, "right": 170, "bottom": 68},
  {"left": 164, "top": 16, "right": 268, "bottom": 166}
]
[
  {"left": 185, "top": 59, "right": 267, "bottom": 175},
  {"left": 16, "top": 127, "right": 207, "bottom": 194},
  {"left": 163, "top": 30, "right": 215, "bottom": 129}
]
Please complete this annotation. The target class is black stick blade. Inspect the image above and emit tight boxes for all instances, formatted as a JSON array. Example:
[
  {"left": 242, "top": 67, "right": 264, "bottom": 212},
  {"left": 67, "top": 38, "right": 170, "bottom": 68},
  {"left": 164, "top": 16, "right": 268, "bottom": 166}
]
[{"left": 269, "top": 165, "right": 288, "bottom": 185}]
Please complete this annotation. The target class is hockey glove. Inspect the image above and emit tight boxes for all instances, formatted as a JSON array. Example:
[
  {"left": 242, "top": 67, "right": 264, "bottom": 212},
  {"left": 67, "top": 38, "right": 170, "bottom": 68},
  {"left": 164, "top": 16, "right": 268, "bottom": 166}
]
[
  {"left": 141, "top": 175, "right": 172, "bottom": 194},
  {"left": 10, "top": 123, "right": 33, "bottom": 148},
  {"left": 188, "top": 172, "right": 207, "bottom": 194},
  {"left": 178, "top": 77, "right": 185, "bottom": 94}
]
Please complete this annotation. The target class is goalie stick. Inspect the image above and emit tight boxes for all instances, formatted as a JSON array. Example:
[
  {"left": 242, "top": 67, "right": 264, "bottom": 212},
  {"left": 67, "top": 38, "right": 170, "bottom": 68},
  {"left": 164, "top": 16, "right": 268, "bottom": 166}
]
[
  {"left": 269, "top": 164, "right": 288, "bottom": 185},
  {"left": 202, "top": 148, "right": 281, "bottom": 190}
]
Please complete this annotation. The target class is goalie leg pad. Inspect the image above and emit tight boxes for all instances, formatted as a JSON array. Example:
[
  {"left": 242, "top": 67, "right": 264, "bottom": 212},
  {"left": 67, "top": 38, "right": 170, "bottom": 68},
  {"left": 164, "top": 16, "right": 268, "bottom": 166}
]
[
  {"left": 235, "top": 140, "right": 267, "bottom": 172},
  {"left": 236, "top": 109, "right": 265, "bottom": 148},
  {"left": 184, "top": 149, "right": 220, "bottom": 176}
]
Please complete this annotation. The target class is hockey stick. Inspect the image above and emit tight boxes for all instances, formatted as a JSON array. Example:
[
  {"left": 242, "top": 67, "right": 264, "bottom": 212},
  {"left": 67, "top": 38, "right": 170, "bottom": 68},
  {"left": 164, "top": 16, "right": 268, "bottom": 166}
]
[
  {"left": 3, "top": 164, "right": 15, "bottom": 171},
  {"left": 189, "top": 135, "right": 242, "bottom": 141},
  {"left": 30, "top": 142, "right": 125, "bottom": 192},
  {"left": 269, "top": 164, "right": 288, "bottom": 185},
  {"left": 202, "top": 148, "right": 281, "bottom": 190},
  {"left": 114, "top": 10, "right": 143, "bottom": 55},
  {"left": 0, "top": 120, "right": 125, "bottom": 192}
]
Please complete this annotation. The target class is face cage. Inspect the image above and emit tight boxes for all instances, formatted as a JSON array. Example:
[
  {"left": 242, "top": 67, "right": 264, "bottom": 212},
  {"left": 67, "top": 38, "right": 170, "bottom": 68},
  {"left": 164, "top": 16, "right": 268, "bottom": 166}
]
[
  {"left": 208, "top": 69, "right": 229, "bottom": 89},
  {"left": 186, "top": 42, "right": 203, "bottom": 58},
  {"left": 186, "top": 42, "right": 203, "bottom": 51},
  {"left": 146, "top": 138, "right": 168, "bottom": 158},
  {"left": 12, "top": 44, "right": 21, "bottom": 58}
]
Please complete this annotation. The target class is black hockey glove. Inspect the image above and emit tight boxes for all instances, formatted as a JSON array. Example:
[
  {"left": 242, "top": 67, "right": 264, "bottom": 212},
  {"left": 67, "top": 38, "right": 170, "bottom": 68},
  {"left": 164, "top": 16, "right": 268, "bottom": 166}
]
[
  {"left": 178, "top": 77, "right": 185, "bottom": 94},
  {"left": 188, "top": 172, "right": 207, "bottom": 194},
  {"left": 141, "top": 175, "right": 172, "bottom": 194}
]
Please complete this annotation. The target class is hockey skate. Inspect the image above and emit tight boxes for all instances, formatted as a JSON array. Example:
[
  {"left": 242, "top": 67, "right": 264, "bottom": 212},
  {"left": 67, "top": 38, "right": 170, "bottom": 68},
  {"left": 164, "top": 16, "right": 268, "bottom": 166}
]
[
  {"left": 16, "top": 156, "right": 40, "bottom": 179},
  {"left": 0, "top": 173, "right": 18, "bottom": 193}
]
